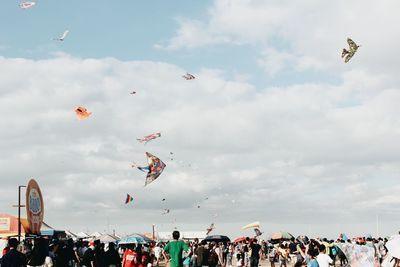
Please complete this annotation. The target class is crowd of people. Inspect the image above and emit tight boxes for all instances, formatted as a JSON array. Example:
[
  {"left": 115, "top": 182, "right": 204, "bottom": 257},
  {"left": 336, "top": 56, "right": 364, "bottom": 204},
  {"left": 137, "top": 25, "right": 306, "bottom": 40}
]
[{"left": 0, "top": 232, "right": 399, "bottom": 267}]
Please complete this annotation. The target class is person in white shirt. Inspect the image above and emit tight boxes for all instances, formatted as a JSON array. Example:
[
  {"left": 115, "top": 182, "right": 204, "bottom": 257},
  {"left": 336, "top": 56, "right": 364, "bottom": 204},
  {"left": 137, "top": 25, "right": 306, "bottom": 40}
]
[
  {"left": 316, "top": 245, "right": 333, "bottom": 267},
  {"left": 317, "top": 245, "right": 333, "bottom": 267}
]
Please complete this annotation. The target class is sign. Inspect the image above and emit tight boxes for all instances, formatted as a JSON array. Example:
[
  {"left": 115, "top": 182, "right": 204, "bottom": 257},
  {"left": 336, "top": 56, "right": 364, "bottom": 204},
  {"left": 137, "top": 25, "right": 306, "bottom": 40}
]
[
  {"left": 0, "top": 217, "right": 10, "bottom": 231},
  {"left": 26, "top": 179, "right": 44, "bottom": 235}
]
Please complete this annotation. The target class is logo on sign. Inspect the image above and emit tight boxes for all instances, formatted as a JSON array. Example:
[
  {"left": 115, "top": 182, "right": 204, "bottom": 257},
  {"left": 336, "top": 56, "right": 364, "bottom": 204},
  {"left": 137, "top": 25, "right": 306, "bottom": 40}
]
[{"left": 29, "top": 189, "right": 42, "bottom": 215}]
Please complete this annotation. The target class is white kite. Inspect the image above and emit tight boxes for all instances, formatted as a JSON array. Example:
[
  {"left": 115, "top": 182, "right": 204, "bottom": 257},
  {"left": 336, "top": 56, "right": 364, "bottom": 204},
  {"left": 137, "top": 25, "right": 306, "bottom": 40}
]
[
  {"left": 53, "top": 30, "right": 69, "bottom": 41},
  {"left": 19, "top": 1, "right": 36, "bottom": 9}
]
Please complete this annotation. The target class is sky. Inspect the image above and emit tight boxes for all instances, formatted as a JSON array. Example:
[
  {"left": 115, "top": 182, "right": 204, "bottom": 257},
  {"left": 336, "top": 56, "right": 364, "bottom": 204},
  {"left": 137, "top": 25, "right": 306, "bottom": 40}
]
[{"left": 1, "top": 0, "right": 400, "bottom": 240}]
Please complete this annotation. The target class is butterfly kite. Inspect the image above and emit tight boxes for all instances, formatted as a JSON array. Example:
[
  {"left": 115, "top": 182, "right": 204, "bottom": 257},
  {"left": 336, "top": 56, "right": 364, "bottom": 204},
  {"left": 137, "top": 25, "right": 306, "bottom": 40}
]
[
  {"left": 20, "top": 1, "right": 35, "bottom": 9},
  {"left": 132, "top": 152, "right": 166, "bottom": 186},
  {"left": 125, "top": 194, "right": 133, "bottom": 204},
  {"left": 74, "top": 106, "right": 92, "bottom": 120},
  {"left": 342, "top": 38, "right": 361, "bottom": 63},
  {"left": 206, "top": 223, "right": 215, "bottom": 235},
  {"left": 53, "top": 30, "right": 69, "bottom": 41},
  {"left": 137, "top": 132, "right": 161, "bottom": 144},
  {"left": 182, "top": 73, "right": 195, "bottom": 80}
]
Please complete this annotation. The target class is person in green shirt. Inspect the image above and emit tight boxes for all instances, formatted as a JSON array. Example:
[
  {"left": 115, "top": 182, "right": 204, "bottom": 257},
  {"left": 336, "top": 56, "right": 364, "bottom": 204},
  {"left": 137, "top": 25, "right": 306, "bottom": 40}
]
[{"left": 163, "top": 231, "right": 190, "bottom": 267}]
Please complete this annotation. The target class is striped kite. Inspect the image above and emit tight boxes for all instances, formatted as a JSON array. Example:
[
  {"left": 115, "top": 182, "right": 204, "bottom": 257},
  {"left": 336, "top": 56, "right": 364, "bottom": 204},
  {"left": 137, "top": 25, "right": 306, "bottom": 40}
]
[{"left": 137, "top": 132, "right": 161, "bottom": 144}]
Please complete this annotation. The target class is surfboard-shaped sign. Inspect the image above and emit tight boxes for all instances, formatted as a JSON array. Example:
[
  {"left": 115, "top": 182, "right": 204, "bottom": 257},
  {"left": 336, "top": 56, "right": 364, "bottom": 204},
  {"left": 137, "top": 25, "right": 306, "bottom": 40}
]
[{"left": 26, "top": 179, "right": 44, "bottom": 235}]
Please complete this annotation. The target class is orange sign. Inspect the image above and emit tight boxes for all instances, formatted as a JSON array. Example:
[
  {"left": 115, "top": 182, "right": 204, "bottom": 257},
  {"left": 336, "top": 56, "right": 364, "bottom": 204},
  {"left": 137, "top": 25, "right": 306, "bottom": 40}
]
[{"left": 26, "top": 179, "right": 44, "bottom": 235}]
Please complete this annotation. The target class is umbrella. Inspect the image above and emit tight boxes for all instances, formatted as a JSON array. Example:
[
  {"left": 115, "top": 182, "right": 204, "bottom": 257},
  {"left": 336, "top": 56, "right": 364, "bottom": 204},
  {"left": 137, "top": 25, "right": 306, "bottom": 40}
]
[
  {"left": 385, "top": 235, "right": 400, "bottom": 259},
  {"left": 271, "top": 231, "right": 294, "bottom": 240},
  {"left": 203, "top": 235, "right": 230, "bottom": 243},
  {"left": 119, "top": 233, "right": 152, "bottom": 244},
  {"left": 233, "top": 237, "right": 247, "bottom": 243}
]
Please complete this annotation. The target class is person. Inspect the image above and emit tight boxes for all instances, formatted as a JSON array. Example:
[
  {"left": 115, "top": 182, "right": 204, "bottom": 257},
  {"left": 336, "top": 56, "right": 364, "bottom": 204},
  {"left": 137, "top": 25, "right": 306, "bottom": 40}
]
[
  {"left": 249, "top": 240, "right": 261, "bottom": 267},
  {"left": 316, "top": 245, "right": 332, "bottom": 267},
  {"left": 104, "top": 242, "right": 120, "bottom": 267},
  {"left": 122, "top": 244, "right": 138, "bottom": 267},
  {"left": 162, "top": 231, "right": 189, "bottom": 267},
  {"left": 26, "top": 238, "right": 50, "bottom": 267},
  {"left": 277, "top": 244, "right": 287, "bottom": 267},
  {"left": 1, "top": 238, "right": 25, "bottom": 267},
  {"left": 194, "top": 242, "right": 205, "bottom": 267},
  {"left": 81, "top": 242, "right": 96, "bottom": 267},
  {"left": 226, "top": 243, "right": 233, "bottom": 267},
  {"left": 268, "top": 246, "right": 276, "bottom": 267},
  {"left": 152, "top": 243, "right": 162, "bottom": 267}
]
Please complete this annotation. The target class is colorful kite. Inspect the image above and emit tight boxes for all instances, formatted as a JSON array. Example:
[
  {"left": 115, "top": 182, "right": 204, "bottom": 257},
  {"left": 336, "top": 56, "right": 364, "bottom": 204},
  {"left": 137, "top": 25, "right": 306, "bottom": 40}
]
[
  {"left": 342, "top": 38, "right": 361, "bottom": 63},
  {"left": 162, "top": 209, "right": 170, "bottom": 215},
  {"left": 137, "top": 132, "right": 161, "bottom": 144},
  {"left": 125, "top": 194, "right": 133, "bottom": 204},
  {"left": 206, "top": 223, "right": 215, "bottom": 235},
  {"left": 254, "top": 228, "right": 263, "bottom": 237},
  {"left": 182, "top": 73, "right": 195, "bottom": 80},
  {"left": 242, "top": 221, "right": 260, "bottom": 230},
  {"left": 19, "top": 1, "right": 36, "bottom": 9},
  {"left": 74, "top": 106, "right": 92, "bottom": 120},
  {"left": 53, "top": 30, "right": 69, "bottom": 41},
  {"left": 132, "top": 152, "right": 166, "bottom": 186}
]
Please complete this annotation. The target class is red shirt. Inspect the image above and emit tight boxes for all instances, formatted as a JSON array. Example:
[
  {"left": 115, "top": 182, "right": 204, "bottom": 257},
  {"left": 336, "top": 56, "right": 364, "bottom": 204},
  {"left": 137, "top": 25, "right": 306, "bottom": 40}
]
[
  {"left": 2, "top": 247, "right": 10, "bottom": 256},
  {"left": 123, "top": 249, "right": 139, "bottom": 267}
]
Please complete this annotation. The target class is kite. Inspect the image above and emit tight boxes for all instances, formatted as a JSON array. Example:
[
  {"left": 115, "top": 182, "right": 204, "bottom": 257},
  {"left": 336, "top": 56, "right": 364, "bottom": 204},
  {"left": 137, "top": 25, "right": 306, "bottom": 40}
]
[
  {"left": 169, "top": 152, "right": 174, "bottom": 161},
  {"left": 162, "top": 198, "right": 166, "bottom": 201},
  {"left": 130, "top": 91, "right": 136, "bottom": 94},
  {"left": 137, "top": 132, "right": 161, "bottom": 144},
  {"left": 197, "top": 205, "right": 200, "bottom": 209},
  {"left": 125, "top": 194, "right": 133, "bottom": 204},
  {"left": 182, "top": 73, "right": 195, "bottom": 80},
  {"left": 19, "top": 1, "right": 35, "bottom": 9},
  {"left": 342, "top": 38, "right": 361, "bottom": 63},
  {"left": 132, "top": 152, "right": 166, "bottom": 186},
  {"left": 254, "top": 228, "right": 263, "bottom": 237},
  {"left": 74, "top": 106, "right": 92, "bottom": 120},
  {"left": 162, "top": 209, "right": 170, "bottom": 215},
  {"left": 53, "top": 30, "right": 69, "bottom": 41},
  {"left": 206, "top": 223, "right": 215, "bottom": 235},
  {"left": 242, "top": 221, "right": 260, "bottom": 230}
]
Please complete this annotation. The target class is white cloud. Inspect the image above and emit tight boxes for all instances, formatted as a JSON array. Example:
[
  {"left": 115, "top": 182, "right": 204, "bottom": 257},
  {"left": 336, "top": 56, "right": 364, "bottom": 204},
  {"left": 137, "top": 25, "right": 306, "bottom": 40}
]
[
  {"left": 0, "top": 54, "right": 400, "bottom": 237},
  {"left": 161, "top": 0, "right": 400, "bottom": 76}
]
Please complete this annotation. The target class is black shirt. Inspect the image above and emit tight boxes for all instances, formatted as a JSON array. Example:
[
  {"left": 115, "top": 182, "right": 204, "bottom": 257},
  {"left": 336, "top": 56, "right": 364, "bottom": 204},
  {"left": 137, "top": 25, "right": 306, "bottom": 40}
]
[
  {"left": 1, "top": 249, "right": 25, "bottom": 267},
  {"left": 249, "top": 244, "right": 261, "bottom": 259}
]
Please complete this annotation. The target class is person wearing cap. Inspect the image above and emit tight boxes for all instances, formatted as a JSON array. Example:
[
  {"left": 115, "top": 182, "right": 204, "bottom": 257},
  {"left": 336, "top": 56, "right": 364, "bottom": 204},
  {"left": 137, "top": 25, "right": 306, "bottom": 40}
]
[{"left": 162, "top": 231, "right": 189, "bottom": 267}]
